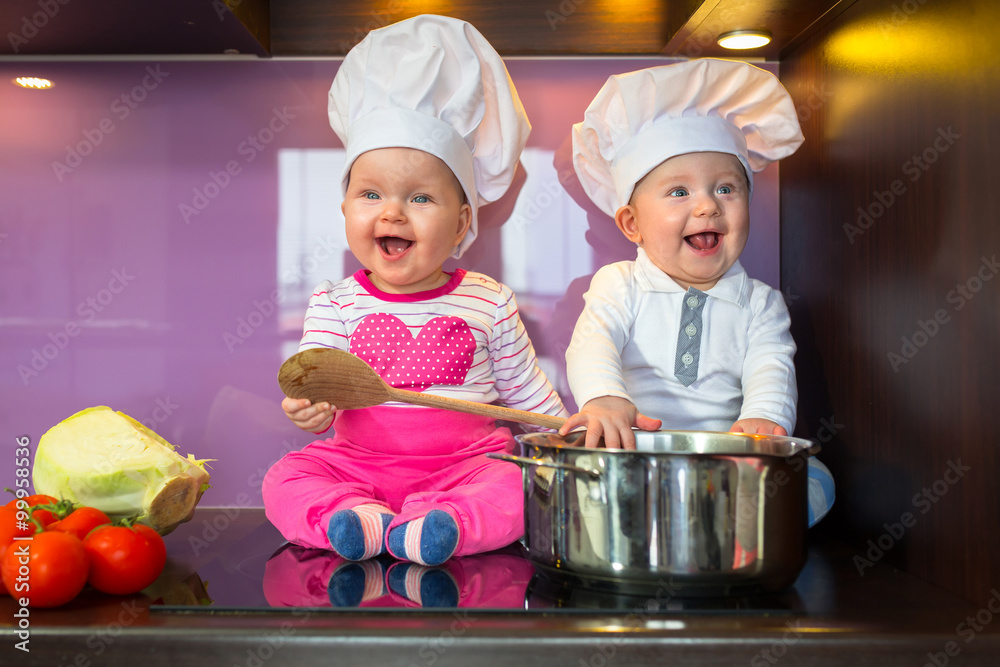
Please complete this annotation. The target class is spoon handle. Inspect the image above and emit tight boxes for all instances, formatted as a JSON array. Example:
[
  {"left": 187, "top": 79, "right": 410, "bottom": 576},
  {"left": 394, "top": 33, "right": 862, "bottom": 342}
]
[{"left": 385, "top": 387, "right": 567, "bottom": 430}]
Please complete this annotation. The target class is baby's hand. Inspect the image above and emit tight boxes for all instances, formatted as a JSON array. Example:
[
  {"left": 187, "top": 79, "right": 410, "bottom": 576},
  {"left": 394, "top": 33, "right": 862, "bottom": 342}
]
[
  {"left": 558, "top": 396, "right": 662, "bottom": 450},
  {"left": 282, "top": 396, "right": 336, "bottom": 434},
  {"left": 729, "top": 418, "right": 787, "bottom": 436}
]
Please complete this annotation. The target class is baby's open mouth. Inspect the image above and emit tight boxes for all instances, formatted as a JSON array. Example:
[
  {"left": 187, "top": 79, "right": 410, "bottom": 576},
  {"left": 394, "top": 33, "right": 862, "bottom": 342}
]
[
  {"left": 378, "top": 236, "right": 413, "bottom": 256},
  {"left": 685, "top": 232, "right": 720, "bottom": 251}
]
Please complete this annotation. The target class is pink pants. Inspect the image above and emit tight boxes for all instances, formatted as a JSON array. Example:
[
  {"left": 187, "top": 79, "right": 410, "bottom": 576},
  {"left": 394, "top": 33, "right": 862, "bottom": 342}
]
[{"left": 262, "top": 405, "right": 525, "bottom": 556}]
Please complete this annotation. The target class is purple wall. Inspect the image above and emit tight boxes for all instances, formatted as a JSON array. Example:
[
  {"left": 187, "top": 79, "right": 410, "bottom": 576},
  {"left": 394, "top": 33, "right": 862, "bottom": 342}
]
[{"left": 0, "top": 58, "right": 780, "bottom": 507}]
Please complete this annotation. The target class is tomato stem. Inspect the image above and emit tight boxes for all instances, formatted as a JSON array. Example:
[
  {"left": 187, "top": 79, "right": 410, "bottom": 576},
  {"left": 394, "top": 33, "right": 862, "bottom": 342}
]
[{"left": 33, "top": 499, "right": 76, "bottom": 521}]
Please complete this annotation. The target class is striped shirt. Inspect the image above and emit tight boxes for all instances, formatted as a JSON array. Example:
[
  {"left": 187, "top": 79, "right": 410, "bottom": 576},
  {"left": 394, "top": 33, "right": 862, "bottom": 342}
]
[{"left": 299, "top": 268, "right": 567, "bottom": 418}]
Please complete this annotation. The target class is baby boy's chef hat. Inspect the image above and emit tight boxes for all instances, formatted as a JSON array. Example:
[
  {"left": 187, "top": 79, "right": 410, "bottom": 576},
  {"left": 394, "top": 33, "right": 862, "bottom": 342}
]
[
  {"left": 329, "top": 14, "right": 530, "bottom": 259},
  {"left": 572, "top": 58, "right": 804, "bottom": 218}
]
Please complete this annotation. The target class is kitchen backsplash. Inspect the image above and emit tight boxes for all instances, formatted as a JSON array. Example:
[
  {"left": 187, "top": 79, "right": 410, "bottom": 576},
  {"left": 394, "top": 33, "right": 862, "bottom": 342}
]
[{"left": 0, "top": 57, "right": 780, "bottom": 505}]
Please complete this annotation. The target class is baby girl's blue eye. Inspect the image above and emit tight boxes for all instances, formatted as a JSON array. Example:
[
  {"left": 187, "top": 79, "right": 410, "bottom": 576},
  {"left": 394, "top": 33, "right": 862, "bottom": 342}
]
[
  {"left": 717, "top": 186, "right": 732, "bottom": 194},
  {"left": 364, "top": 192, "right": 380, "bottom": 200},
  {"left": 670, "top": 189, "right": 688, "bottom": 197},
  {"left": 412, "top": 195, "right": 429, "bottom": 203}
]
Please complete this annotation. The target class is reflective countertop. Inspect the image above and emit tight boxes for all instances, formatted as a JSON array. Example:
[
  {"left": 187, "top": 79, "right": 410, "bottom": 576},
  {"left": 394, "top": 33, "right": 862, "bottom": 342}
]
[
  {"left": 4, "top": 508, "right": 1000, "bottom": 667},
  {"left": 170, "top": 513, "right": 810, "bottom": 614}
]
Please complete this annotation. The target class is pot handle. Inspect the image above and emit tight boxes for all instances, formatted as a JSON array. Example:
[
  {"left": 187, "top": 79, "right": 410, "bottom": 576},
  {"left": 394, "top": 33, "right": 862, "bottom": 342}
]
[
  {"left": 800, "top": 441, "right": 821, "bottom": 457},
  {"left": 486, "top": 453, "right": 602, "bottom": 479}
]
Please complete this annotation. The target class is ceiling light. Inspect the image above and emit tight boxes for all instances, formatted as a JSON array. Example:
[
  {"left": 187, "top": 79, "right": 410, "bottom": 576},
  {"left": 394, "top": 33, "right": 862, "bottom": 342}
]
[
  {"left": 717, "top": 30, "right": 772, "bottom": 50},
  {"left": 13, "top": 76, "right": 53, "bottom": 89}
]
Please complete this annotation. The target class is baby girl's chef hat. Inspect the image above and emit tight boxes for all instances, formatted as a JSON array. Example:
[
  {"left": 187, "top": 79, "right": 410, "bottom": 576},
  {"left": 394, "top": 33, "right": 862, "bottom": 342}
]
[
  {"left": 329, "top": 14, "right": 530, "bottom": 259},
  {"left": 572, "top": 58, "right": 804, "bottom": 218}
]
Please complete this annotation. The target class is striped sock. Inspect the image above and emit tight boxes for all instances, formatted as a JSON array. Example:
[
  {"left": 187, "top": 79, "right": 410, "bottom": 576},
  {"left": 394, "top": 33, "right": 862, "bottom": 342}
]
[
  {"left": 387, "top": 562, "right": 459, "bottom": 607},
  {"left": 327, "top": 503, "right": 395, "bottom": 561},
  {"left": 328, "top": 558, "right": 389, "bottom": 607},
  {"left": 386, "top": 510, "right": 459, "bottom": 566}
]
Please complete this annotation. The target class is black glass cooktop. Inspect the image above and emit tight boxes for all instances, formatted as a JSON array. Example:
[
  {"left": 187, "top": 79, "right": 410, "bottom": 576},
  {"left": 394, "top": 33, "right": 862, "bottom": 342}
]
[{"left": 151, "top": 511, "right": 830, "bottom": 615}]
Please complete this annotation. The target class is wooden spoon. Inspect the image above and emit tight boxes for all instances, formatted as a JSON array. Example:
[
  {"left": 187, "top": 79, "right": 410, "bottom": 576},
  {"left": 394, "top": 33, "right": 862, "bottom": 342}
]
[{"left": 278, "top": 348, "right": 567, "bottom": 430}]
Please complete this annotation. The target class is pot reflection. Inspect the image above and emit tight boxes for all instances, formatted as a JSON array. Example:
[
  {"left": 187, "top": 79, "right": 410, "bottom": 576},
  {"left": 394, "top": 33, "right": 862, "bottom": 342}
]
[{"left": 524, "top": 572, "right": 805, "bottom": 613}]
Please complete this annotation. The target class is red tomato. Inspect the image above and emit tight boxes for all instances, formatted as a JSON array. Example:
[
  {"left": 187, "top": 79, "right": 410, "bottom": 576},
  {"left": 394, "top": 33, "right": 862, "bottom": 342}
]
[
  {"left": 0, "top": 505, "right": 37, "bottom": 548},
  {"left": 84, "top": 524, "right": 167, "bottom": 595},
  {"left": 1, "top": 530, "right": 89, "bottom": 607},
  {"left": 5, "top": 495, "right": 59, "bottom": 527},
  {"left": 47, "top": 507, "right": 112, "bottom": 541},
  {"left": 0, "top": 506, "right": 38, "bottom": 596}
]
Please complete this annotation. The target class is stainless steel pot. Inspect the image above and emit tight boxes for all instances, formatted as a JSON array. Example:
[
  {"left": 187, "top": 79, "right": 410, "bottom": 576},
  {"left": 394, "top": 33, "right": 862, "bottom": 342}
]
[{"left": 488, "top": 430, "right": 818, "bottom": 597}]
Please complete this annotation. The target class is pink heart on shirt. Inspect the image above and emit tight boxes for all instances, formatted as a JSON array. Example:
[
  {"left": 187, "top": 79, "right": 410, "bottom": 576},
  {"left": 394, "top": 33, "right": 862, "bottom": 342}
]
[{"left": 350, "top": 314, "right": 476, "bottom": 392}]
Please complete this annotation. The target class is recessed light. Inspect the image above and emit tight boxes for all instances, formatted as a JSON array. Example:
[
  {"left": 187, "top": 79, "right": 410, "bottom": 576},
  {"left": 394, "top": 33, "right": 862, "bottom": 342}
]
[
  {"left": 717, "top": 30, "right": 772, "bottom": 50},
  {"left": 13, "top": 76, "right": 53, "bottom": 89}
]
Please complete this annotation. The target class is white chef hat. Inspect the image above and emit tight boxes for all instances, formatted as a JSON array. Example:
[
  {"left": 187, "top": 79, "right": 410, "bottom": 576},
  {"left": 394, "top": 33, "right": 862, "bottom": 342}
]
[
  {"left": 328, "top": 14, "right": 530, "bottom": 259},
  {"left": 572, "top": 58, "right": 803, "bottom": 218}
]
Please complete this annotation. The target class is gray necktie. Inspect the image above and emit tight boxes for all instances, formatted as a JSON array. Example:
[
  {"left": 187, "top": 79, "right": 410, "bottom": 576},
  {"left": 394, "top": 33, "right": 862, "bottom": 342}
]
[{"left": 674, "top": 287, "right": 707, "bottom": 387}]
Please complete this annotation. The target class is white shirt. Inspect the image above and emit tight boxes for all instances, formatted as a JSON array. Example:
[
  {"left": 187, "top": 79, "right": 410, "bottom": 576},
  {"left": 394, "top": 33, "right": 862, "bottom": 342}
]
[{"left": 566, "top": 248, "right": 797, "bottom": 432}]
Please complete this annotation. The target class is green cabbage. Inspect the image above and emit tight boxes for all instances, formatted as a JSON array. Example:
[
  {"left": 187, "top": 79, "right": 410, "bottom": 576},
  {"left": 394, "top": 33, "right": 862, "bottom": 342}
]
[{"left": 33, "top": 406, "right": 211, "bottom": 535}]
